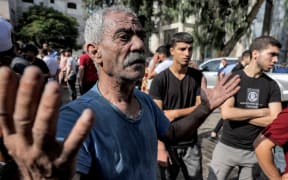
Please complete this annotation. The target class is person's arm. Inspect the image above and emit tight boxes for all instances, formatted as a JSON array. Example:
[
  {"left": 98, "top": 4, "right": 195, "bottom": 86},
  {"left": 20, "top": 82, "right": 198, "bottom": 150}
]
[
  {"left": 78, "top": 55, "right": 86, "bottom": 88},
  {"left": 163, "top": 96, "right": 201, "bottom": 122},
  {"left": 153, "top": 99, "right": 171, "bottom": 167},
  {"left": 221, "top": 97, "right": 270, "bottom": 121},
  {"left": 147, "top": 53, "right": 160, "bottom": 79},
  {"left": 163, "top": 74, "right": 240, "bottom": 144},
  {"left": 0, "top": 66, "right": 94, "bottom": 179},
  {"left": 78, "top": 66, "right": 85, "bottom": 87},
  {"left": 249, "top": 102, "right": 282, "bottom": 127},
  {"left": 254, "top": 134, "right": 281, "bottom": 179},
  {"left": 65, "top": 59, "right": 72, "bottom": 82}
]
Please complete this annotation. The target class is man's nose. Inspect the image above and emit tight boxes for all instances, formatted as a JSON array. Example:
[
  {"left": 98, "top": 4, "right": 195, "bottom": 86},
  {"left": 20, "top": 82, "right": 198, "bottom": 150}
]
[
  {"left": 185, "top": 49, "right": 192, "bottom": 56},
  {"left": 272, "top": 56, "right": 278, "bottom": 63},
  {"left": 130, "top": 35, "right": 144, "bottom": 52}
]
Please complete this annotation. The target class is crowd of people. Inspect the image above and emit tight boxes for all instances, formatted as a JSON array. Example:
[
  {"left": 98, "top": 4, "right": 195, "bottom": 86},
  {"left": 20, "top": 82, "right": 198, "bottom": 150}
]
[{"left": 0, "top": 5, "right": 287, "bottom": 180}]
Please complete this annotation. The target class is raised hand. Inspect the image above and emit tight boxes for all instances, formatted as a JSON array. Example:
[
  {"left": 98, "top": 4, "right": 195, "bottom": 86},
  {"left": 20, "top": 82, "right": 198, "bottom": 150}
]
[
  {"left": 0, "top": 66, "right": 94, "bottom": 179},
  {"left": 201, "top": 73, "right": 240, "bottom": 110}
]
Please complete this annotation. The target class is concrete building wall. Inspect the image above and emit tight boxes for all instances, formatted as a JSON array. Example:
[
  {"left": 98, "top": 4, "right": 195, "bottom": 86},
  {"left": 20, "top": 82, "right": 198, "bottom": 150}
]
[
  {"left": 0, "top": 0, "right": 10, "bottom": 20},
  {"left": 8, "top": 0, "right": 87, "bottom": 46}
]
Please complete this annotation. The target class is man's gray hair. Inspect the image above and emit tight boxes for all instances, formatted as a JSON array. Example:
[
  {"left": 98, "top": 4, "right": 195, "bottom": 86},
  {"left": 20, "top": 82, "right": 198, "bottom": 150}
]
[{"left": 84, "top": 6, "right": 137, "bottom": 44}]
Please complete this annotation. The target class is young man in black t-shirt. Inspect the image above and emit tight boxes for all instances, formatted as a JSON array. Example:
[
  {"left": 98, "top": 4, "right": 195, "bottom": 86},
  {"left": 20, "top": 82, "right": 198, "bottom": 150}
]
[
  {"left": 150, "top": 32, "right": 204, "bottom": 180},
  {"left": 208, "top": 36, "right": 282, "bottom": 179},
  {"left": 22, "top": 44, "right": 50, "bottom": 83},
  {"left": 208, "top": 50, "right": 251, "bottom": 141}
]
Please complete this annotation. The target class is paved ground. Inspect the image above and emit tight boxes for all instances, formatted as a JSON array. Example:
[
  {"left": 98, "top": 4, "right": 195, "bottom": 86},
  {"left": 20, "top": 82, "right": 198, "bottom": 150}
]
[{"left": 198, "top": 110, "right": 221, "bottom": 179}]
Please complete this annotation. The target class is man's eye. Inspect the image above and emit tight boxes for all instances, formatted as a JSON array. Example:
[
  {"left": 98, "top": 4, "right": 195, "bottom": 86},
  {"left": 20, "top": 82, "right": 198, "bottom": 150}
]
[
  {"left": 138, "top": 32, "right": 146, "bottom": 41},
  {"left": 271, "top": 52, "right": 279, "bottom": 57},
  {"left": 120, "top": 34, "right": 131, "bottom": 42}
]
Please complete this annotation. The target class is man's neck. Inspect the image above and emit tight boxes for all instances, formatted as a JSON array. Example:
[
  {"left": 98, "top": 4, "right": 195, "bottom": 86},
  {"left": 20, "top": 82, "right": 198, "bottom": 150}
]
[
  {"left": 98, "top": 69, "right": 136, "bottom": 103},
  {"left": 98, "top": 77, "right": 135, "bottom": 103},
  {"left": 243, "top": 62, "right": 262, "bottom": 78},
  {"left": 98, "top": 75, "right": 141, "bottom": 119},
  {"left": 169, "top": 63, "right": 188, "bottom": 80}
]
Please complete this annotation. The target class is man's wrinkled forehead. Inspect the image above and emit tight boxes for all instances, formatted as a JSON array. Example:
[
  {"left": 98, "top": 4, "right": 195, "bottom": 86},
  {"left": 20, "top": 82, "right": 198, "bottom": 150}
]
[{"left": 104, "top": 11, "right": 143, "bottom": 31}]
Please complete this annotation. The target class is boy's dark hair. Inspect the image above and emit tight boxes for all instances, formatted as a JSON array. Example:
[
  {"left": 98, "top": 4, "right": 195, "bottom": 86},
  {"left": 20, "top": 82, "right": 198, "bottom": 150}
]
[
  {"left": 169, "top": 32, "right": 193, "bottom": 48},
  {"left": 241, "top": 50, "right": 251, "bottom": 60},
  {"left": 22, "top": 44, "right": 39, "bottom": 56},
  {"left": 250, "top": 36, "right": 282, "bottom": 52},
  {"left": 156, "top": 45, "right": 170, "bottom": 57},
  {"left": 66, "top": 48, "right": 72, "bottom": 54}
]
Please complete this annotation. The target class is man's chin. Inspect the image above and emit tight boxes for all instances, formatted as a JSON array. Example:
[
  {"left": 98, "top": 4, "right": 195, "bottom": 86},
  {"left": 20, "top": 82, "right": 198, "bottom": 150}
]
[{"left": 122, "top": 72, "right": 145, "bottom": 82}]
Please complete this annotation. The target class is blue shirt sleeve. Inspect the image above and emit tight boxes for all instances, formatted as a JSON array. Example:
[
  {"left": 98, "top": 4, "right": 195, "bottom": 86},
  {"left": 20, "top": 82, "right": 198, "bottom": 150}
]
[{"left": 56, "top": 105, "right": 93, "bottom": 174}]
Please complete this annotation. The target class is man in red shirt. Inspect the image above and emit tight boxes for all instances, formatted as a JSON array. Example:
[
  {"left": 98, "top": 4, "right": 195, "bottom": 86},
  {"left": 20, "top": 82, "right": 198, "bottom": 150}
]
[
  {"left": 254, "top": 108, "right": 288, "bottom": 179},
  {"left": 78, "top": 52, "right": 98, "bottom": 94}
]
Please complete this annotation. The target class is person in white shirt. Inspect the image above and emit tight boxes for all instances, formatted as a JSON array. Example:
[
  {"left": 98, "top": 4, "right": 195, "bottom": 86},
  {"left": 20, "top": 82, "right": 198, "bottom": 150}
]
[
  {"left": 142, "top": 45, "right": 172, "bottom": 92},
  {"left": 42, "top": 49, "right": 59, "bottom": 81},
  {"left": 148, "top": 45, "right": 172, "bottom": 79},
  {"left": 65, "top": 49, "right": 78, "bottom": 100}
]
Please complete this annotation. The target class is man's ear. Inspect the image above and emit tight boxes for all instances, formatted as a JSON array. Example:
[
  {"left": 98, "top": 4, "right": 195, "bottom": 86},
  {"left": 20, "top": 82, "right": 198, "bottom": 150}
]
[
  {"left": 85, "top": 43, "right": 102, "bottom": 64},
  {"left": 252, "top": 50, "right": 259, "bottom": 60},
  {"left": 170, "top": 47, "right": 175, "bottom": 56}
]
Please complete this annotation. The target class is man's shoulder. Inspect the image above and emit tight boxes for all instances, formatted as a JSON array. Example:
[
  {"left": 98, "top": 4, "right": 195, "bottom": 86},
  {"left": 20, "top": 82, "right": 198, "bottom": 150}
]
[
  {"left": 10, "top": 56, "right": 30, "bottom": 74},
  {"left": 67, "top": 57, "right": 75, "bottom": 63},
  {"left": 43, "top": 56, "right": 53, "bottom": 61},
  {"left": 80, "top": 53, "right": 89, "bottom": 60},
  {"left": 32, "top": 58, "right": 49, "bottom": 71},
  {"left": 187, "top": 67, "right": 202, "bottom": 75},
  {"left": 11, "top": 56, "right": 28, "bottom": 63},
  {"left": 61, "top": 89, "right": 102, "bottom": 113},
  {"left": 223, "top": 64, "right": 237, "bottom": 74},
  {"left": 135, "top": 88, "right": 153, "bottom": 100},
  {"left": 34, "top": 58, "right": 46, "bottom": 64},
  {"left": 79, "top": 54, "right": 92, "bottom": 65},
  {"left": 186, "top": 67, "right": 203, "bottom": 82},
  {"left": 159, "top": 59, "right": 173, "bottom": 67},
  {"left": 231, "top": 63, "right": 243, "bottom": 72},
  {"left": 154, "top": 59, "right": 172, "bottom": 73},
  {"left": 153, "top": 68, "right": 170, "bottom": 79},
  {"left": 260, "top": 73, "right": 278, "bottom": 85}
]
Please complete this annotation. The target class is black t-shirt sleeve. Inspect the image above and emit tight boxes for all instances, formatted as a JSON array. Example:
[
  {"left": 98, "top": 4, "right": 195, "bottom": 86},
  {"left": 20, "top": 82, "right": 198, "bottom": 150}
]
[
  {"left": 231, "top": 63, "right": 243, "bottom": 73},
  {"left": 194, "top": 69, "right": 203, "bottom": 96},
  {"left": 269, "top": 79, "right": 281, "bottom": 103},
  {"left": 10, "top": 57, "right": 30, "bottom": 75},
  {"left": 149, "top": 74, "right": 163, "bottom": 100},
  {"left": 32, "top": 59, "right": 50, "bottom": 74}
]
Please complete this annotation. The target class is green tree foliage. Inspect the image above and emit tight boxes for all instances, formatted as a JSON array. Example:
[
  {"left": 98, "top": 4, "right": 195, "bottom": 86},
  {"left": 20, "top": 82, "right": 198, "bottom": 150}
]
[
  {"left": 189, "top": 0, "right": 265, "bottom": 57},
  {"left": 15, "top": 4, "right": 79, "bottom": 49},
  {"left": 82, "top": 0, "right": 264, "bottom": 57},
  {"left": 284, "top": 0, "right": 288, "bottom": 26}
]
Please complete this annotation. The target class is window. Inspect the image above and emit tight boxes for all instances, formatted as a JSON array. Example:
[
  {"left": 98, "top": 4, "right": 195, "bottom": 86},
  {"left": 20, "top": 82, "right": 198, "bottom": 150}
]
[
  {"left": 22, "top": 0, "right": 33, "bottom": 3},
  {"left": 67, "top": 2, "right": 77, "bottom": 9},
  {"left": 50, "top": 0, "right": 54, "bottom": 3}
]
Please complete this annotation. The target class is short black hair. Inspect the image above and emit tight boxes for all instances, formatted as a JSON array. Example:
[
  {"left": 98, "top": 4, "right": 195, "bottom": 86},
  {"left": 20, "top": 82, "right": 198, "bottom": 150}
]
[
  {"left": 169, "top": 32, "right": 193, "bottom": 48},
  {"left": 22, "top": 44, "right": 39, "bottom": 55},
  {"left": 66, "top": 48, "right": 72, "bottom": 54},
  {"left": 241, "top": 50, "right": 251, "bottom": 59},
  {"left": 250, "top": 36, "right": 282, "bottom": 52},
  {"left": 156, "top": 45, "right": 170, "bottom": 57}
]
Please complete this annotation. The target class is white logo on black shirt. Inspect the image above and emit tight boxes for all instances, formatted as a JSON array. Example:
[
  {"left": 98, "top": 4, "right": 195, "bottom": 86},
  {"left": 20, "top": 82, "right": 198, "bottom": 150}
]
[{"left": 246, "top": 88, "right": 259, "bottom": 108}]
